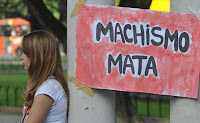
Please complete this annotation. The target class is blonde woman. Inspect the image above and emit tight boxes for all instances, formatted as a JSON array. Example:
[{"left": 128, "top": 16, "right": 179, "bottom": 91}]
[{"left": 20, "top": 30, "right": 69, "bottom": 123}]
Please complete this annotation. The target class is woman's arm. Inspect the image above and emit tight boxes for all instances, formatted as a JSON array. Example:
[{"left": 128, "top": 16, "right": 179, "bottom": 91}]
[{"left": 24, "top": 94, "right": 54, "bottom": 123}]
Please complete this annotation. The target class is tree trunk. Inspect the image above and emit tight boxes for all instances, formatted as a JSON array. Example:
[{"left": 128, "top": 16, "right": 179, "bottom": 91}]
[
  {"left": 58, "top": 0, "right": 67, "bottom": 22},
  {"left": 116, "top": 92, "right": 145, "bottom": 123}
]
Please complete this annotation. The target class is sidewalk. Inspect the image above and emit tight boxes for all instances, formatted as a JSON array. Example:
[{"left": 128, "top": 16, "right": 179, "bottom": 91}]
[
  {"left": 0, "top": 112, "right": 22, "bottom": 123},
  {"left": 0, "top": 106, "right": 22, "bottom": 123}
]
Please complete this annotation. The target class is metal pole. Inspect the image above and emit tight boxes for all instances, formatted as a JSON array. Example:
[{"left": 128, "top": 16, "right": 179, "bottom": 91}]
[
  {"left": 67, "top": 0, "right": 115, "bottom": 123},
  {"left": 170, "top": 1, "right": 200, "bottom": 123}
]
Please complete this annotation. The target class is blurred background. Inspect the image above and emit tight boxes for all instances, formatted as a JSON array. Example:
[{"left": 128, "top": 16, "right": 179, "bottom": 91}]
[
  {"left": 0, "top": 0, "right": 170, "bottom": 122},
  {"left": 0, "top": 0, "right": 67, "bottom": 122}
]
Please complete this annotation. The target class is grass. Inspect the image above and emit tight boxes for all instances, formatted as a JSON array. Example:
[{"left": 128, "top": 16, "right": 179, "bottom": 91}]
[
  {"left": 0, "top": 70, "right": 67, "bottom": 107},
  {"left": 0, "top": 72, "right": 28, "bottom": 84},
  {"left": 0, "top": 72, "right": 27, "bottom": 107}
]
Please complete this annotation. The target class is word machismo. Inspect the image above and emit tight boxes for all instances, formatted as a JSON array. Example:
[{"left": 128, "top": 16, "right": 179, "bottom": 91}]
[{"left": 94, "top": 21, "right": 191, "bottom": 53}]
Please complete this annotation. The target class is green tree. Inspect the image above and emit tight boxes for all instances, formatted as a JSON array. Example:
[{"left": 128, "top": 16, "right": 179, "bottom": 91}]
[
  {"left": 0, "top": 0, "right": 67, "bottom": 53},
  {"left": 0, "top": 0, "right": 27, "bottom": 19}
]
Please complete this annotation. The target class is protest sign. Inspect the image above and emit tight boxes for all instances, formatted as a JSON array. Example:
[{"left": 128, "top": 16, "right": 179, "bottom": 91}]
[{"left": 76, "top": 4, "right": 200, "bottom": 98}]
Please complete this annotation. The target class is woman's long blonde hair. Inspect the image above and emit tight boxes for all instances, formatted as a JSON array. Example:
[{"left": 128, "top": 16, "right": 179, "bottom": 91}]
[{"left": 22, "top": 30, "right": 69, "bottom": 113}]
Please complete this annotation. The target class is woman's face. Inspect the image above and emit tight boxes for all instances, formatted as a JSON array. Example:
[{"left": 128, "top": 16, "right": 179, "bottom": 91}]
[{"left": 20, "top": 53, "right": 31, "bottom": 70}]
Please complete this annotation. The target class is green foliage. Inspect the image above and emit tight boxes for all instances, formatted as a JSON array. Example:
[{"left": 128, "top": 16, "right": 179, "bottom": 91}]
[
  {"left": 43, "top": 0, "right": 60, "bottom": 20},
  {"left": 0, "top": 0, "right": 27, "bottom": 19},
  {"left": 0, "top": 0, "right": 65, "bottom": 24},
  {"left": 42, "top": 0, "right": 67, "bottom": 25}
]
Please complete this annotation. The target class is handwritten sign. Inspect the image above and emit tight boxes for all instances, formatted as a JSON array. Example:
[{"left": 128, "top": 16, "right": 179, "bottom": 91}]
[{"left": 76, "top": 4, "right": 200, "bottom": 98}]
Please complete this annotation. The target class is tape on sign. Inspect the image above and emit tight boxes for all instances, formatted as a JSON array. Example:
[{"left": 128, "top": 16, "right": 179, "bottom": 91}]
[
  {"left": 70, "top": 0, "right": 88, "bottom": 18},
  {"left": 68, "top": 76, "right": 96, "bottom": 98}
]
